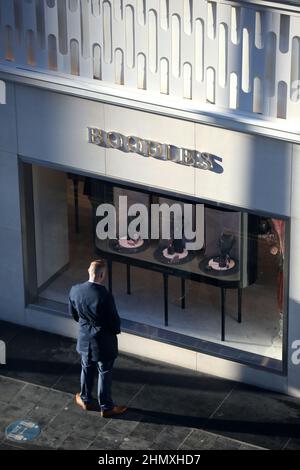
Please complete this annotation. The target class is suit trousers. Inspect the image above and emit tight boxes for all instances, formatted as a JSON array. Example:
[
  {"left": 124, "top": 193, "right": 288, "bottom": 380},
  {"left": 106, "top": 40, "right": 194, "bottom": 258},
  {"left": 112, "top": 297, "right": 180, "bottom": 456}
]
[{"left": 80, "top": 351, "right": 115, "bottom": 411}]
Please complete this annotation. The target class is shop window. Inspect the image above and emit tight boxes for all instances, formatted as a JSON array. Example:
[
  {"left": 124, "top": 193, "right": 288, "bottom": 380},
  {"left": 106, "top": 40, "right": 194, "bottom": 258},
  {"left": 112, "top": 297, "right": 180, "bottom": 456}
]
[{"left": 22, "top": 164, "right": 288, "bottom": 371}]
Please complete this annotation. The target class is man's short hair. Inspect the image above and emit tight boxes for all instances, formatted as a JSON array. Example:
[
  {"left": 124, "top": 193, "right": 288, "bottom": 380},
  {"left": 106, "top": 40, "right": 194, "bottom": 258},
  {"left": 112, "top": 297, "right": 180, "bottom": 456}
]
[{"left": 89, "top": 259, "right": 106, "bottom": 278}]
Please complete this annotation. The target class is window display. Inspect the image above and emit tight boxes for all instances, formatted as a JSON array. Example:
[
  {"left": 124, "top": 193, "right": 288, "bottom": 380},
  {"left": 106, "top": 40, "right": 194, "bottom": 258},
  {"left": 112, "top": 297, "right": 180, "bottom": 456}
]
[
  {"left": 91, "top": 186, "right": 259, "bottom": 341},
  {"left": 26, "top": 167, "right": 287, "bottom": 369}
]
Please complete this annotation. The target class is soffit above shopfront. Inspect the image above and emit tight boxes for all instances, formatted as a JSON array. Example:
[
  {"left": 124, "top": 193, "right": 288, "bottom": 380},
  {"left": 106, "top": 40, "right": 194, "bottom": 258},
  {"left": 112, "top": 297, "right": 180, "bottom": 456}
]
[
  {"left": 1, "top": 65, "right": 300, "bottom": 146},
  {"left": 1, "top": 0, "right": 300, "bottom": 144}
]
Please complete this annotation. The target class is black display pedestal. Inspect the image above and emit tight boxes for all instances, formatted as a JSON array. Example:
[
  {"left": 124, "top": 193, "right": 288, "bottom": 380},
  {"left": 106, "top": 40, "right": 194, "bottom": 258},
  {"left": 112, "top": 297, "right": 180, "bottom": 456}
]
[{"left": 97, "top": 239, "right": 244, "bottom": 341}]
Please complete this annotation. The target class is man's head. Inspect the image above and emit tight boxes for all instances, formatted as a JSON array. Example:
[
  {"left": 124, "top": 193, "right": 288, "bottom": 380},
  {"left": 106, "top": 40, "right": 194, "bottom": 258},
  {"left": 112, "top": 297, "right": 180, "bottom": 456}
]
[{"left": 88, "top": 259, "right": 107, "bottom": 284}]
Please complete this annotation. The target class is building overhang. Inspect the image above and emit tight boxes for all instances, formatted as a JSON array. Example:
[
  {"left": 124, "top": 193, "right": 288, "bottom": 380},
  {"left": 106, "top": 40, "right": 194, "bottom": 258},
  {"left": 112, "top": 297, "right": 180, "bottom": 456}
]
[
  {"left": 221, "top": 0, "right": 300, "bottom": 14},
  {"left": 1, "top": 63, "right": 300, "bottom": 145}
]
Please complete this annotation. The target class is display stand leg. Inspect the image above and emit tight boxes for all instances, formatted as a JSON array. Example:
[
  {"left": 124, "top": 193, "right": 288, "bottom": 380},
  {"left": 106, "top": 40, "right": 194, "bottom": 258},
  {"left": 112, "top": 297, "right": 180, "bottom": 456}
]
[
  {"left": 91, "top": 202, "right": 97, "bottom": 246},
  {"left": 127, "top": 264, "right": 131, "bottom": 295},
  {"left": 108, "top": 259, "right": 112, "bottom": 294},
  {"left": 221, "top": 288, "right": 226, "bottom": 341},
  {"left": 163, "top": 273, "right": 169, "bottom": 326},
  {"left": 238, "top": 288, "right": 242, "bottom": 323},
  {"left": 181, "top": 278, "right": 186, "bottom": 309},
  {"left": 73, "top": 175, "right": 79, "bottom": 234}
]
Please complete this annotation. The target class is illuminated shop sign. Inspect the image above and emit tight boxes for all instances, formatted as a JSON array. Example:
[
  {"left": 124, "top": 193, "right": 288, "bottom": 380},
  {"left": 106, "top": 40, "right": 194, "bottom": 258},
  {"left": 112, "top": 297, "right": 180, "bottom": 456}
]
[{"left": 88, "top": 127, "right": 220, "bottom": 171}]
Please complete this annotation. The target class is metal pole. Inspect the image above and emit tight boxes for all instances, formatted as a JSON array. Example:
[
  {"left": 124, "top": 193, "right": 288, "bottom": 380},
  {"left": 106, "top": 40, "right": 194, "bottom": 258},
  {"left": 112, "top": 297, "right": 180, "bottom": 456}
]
[
  {"left": 163, "top": 273, "right": 169, "bottom": 326},
  {"left": 221, "top": 288, "right": 226, "bottom": 341}
]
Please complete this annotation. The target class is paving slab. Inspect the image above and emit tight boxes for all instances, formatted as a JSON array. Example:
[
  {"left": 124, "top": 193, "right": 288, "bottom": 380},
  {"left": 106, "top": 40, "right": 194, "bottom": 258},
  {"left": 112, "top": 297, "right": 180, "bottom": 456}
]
[
  {"left": 0, "top": 326, "right": 78, "bottom": 387},
  {"left": 1, "top": 321, "right": 300, "bottom": 450},
  {"left": 203, "top": 383, "right": 300, "bottom": 450}
]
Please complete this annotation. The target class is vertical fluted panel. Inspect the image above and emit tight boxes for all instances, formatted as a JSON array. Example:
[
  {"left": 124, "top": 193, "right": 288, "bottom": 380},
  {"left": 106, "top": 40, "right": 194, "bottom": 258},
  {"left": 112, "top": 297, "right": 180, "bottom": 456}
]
[
  {"left": 160, "top": 0, "right": 169, "bottom": 30},
  {"left": 290, "top": 37, "right": 300, "bottom": 102},
  {"left": 125, "top": 4, "right": 134, "bottom": 68},
  {"left": 148, "top": 8, "right": 157, "bottom": 74},
  {"left": 0, "top": 0, "right": 299, "bottom": 121},
  {"left": 93, "top": 42, "right": 101, "bottom": 78},
  {"left": 36, "top": 0, "right": 46, "bottom": 49},
  {"left": 57, "top": 0, "right": 68, "bottom": 54},
  {"left": 103, "top": 0, "right": 112, "bottom": 64},
  {"left": 48, "top": 33, "right": 57, "bottom": 70},
  {"left": 137, "top": 52, "right": 146, "bottom": 89},
  {"left": 160, "top": 57, "right": 169, "bottom": 94},
  {"left": 80, "top": 0, "right": 90, "bottom": 59},
  {"left": 171, "top": 14, "right": 181, "bottom": 78}
]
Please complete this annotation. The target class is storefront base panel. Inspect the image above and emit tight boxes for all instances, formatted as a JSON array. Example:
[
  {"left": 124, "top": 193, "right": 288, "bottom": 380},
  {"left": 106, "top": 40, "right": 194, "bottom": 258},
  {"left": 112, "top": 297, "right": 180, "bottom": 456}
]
[{"left": 17, "top": 306, "right": 287, "bottom": 397}]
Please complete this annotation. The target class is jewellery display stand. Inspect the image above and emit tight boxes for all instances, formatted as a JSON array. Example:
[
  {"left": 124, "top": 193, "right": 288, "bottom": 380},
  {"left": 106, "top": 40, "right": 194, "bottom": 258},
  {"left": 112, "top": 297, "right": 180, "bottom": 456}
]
[
  {"left": 109, "top": 238, "right": 150, "bottom": 254},
  {"left": 153, "top": 199, "right": 203, "bottom": 266},
  {"left": 199, "top": 209, "right": 240, "bottom": 277},
  {"left": 153, "top": 241, "right": 198, "bottom": 265},
  {"left": 109, "top": 187, "right": 151, "bottom": 256},
  {"left": 91, "top": 183, "right": 258, "bottom": 341}
]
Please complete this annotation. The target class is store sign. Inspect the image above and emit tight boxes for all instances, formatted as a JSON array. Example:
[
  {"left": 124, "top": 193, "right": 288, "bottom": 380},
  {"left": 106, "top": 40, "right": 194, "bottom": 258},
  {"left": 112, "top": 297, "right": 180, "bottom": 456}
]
[{"left": 87, "top": 127, "right": 218, "bottom": 171}]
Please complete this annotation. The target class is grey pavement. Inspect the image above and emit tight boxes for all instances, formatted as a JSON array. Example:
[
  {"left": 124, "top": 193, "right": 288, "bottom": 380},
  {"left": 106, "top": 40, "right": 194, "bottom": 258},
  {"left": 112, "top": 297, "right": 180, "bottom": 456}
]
[{"left": 0, "top": 320, "right": 299, "bottom": 451}]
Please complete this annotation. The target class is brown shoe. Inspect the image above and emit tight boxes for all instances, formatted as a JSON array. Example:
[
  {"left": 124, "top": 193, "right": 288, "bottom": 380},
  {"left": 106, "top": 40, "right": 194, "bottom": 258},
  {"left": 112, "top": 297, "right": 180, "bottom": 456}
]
[
  {"left": 75, "top": 393, "right": 94, "bottom": 411},
  {"left": 100, "top": 406, "right": 128, "bottom": 418}
]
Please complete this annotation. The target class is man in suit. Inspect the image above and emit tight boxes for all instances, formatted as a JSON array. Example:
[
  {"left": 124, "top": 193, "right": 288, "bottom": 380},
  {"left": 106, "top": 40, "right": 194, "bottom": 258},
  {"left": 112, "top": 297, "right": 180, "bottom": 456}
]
[{"left": 69, "top": 259, "right": 127, "bottom": 418}]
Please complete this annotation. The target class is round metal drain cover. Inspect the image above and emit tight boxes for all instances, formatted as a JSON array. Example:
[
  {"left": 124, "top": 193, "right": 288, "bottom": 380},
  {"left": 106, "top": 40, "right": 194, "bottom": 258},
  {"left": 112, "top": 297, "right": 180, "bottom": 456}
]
[{"left": 5, "top": 420, "right": 41, "bottom": 442}]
